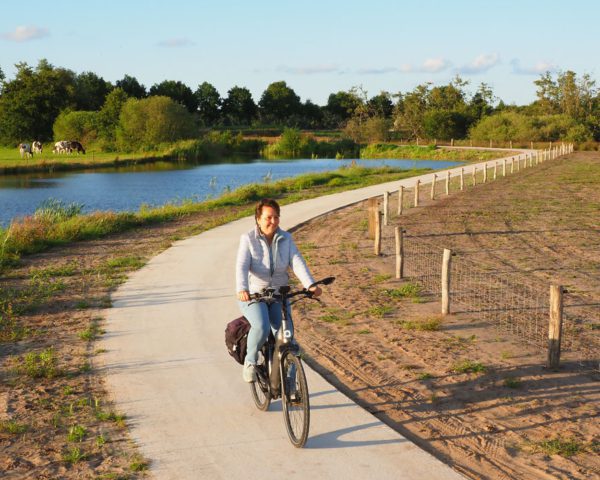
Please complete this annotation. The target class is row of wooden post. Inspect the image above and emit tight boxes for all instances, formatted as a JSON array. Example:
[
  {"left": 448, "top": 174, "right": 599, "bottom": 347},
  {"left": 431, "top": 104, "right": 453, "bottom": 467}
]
[{"left": 373, "top": 145, "right": 573, "bottom": 223}]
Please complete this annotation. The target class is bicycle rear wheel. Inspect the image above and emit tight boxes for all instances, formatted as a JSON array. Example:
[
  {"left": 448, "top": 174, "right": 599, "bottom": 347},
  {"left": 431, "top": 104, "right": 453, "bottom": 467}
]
[
  {"left": 281, "top": 351, "right": 310, "bottom": 447},
  {"left": 250, "top": 362, "right": 271, "bottom": 411}
]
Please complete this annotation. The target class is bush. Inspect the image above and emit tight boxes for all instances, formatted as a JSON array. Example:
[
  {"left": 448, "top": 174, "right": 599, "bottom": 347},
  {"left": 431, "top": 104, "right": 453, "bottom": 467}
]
[
  {"left": 53, "top": 110, "right": 98, "bottom": 144},
  {"left": 116, "top": 96, "right": 196, "bottom": 151}
]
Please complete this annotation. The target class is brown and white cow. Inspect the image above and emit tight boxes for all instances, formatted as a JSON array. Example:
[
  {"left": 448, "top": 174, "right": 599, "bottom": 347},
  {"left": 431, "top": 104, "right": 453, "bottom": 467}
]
[{"left": 18, "top": 143, "right": 33, "bottom": 158}]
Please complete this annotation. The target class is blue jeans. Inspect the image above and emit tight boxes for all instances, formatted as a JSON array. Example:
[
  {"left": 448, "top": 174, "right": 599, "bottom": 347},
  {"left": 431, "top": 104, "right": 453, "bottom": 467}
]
[{"left": 238, "top": 299, "right": 292, "bottom": 365}]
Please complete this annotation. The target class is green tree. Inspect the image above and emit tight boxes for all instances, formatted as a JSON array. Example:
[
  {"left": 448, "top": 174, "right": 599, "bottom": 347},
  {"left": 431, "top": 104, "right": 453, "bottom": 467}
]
[
  {"left": 258, "top": 81, "right": 302, "bottom": 125},
  {"left": 73, "top": 71, "right": 112, "bottom": 111},
  {"left": 423, "top": 109, "right": 469, "bottom": 140},
  {"left": 116, "top": 96, "right": 196, "bottom": 151},
  {"left": 149, "top": 80, "right": 197, "bottom": 113},
  {"left": 368, "top": 92, "right": 394, "bottom": 118},
  {"left": 115, "top": 74, "right": 146, "bottom": 98},
  {"left": 0, "top": 59, "right": 76, "bottom": 144},
  {"left": 393, "top": 83, "right": 430, "bottom": 139},
  {"left": 469, "top": 82, "right": 495, "bottom": 120},
  {"left": 194, "top": 81, "right": 221, "bottom": 126},
  {"left": 221, "top": 86, "right": 257, "bottom": 126},
  {"left": 97, "top": 88, "right": 129, "bottom": 148},
  {"left": 325, "top": 90, "right": 362, "bottom": 126}
]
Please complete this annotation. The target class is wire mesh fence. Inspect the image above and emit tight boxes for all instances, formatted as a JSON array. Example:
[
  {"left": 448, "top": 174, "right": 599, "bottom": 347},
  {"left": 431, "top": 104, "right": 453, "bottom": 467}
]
[{"left": 378, "top": 229, "right": 599, "bottom": 371}]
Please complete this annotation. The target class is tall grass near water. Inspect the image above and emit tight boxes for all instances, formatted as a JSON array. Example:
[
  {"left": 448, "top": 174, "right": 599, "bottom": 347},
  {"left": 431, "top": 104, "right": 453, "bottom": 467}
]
[{"left": 0, "top": 165, "right": 427, "bottom": 271}]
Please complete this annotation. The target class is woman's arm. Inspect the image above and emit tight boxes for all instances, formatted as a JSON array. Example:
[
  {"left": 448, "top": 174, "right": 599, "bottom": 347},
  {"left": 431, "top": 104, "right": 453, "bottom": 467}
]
[{"left": 236, "top": 234, "right": 252, "bottom": 298}]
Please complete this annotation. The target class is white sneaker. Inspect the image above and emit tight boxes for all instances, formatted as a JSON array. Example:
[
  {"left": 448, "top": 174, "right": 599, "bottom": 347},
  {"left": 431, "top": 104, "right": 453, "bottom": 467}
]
[{"left": 243, "top": 362, "right": 256, "bottom": 383}]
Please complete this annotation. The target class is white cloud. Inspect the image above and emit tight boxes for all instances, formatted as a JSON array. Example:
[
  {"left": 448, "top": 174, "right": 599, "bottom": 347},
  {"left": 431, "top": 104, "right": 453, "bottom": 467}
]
[
  {"left": 157, "top": 37, "right": 195, "bottom": 47},
  {"left": 458, "top": 53, "right": 500, "bottom": 74},
  {"left": 1, "top": 25, "right": 49, "bottom": 42},
  {"left": 510, "top": 59, "right": 558, "bottom": 75},
  {"left": 276, "top": 64, "right": 339, "bottom": 75},
  {"left": 420, "top": 58, "right": 451, "bottom": 73},
  {"left": 356, "top": 67, "right": 398, "bottom": 75}
]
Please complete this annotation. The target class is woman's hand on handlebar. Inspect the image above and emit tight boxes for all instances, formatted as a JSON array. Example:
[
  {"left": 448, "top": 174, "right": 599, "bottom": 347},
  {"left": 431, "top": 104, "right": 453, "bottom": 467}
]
[
  {"left": 238, "top": 290, "right": 250, "bottom": 302},
  {"left": 308, "top": 286, "right": 322, "bottom": 298}
]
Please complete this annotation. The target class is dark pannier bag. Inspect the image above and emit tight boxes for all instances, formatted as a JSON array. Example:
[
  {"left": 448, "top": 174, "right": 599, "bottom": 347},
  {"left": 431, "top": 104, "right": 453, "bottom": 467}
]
[{"left": 225, "top": 316, "right": 251, "bottom": 364}]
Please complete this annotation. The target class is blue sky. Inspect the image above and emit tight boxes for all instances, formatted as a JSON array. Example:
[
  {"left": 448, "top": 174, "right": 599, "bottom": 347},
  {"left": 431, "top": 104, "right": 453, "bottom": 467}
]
[{"left": 1, "top": 0, "right": 598, "bottom": 106}]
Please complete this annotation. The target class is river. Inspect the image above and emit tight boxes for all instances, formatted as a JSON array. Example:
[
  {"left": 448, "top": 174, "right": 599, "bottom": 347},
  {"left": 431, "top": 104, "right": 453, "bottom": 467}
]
[{"left": 0, "top": 157, "right": 461, "bottom": 226}]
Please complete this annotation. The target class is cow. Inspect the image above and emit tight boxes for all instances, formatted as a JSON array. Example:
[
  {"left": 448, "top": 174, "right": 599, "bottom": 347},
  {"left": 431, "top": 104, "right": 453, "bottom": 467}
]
[
  {"left": 32, "top": 141, "right": 43, "bottom": 154},
  {"left": 70, "top": 141, "right": 86, "bottom": 154},
  {"left": 53, "top": 140, "right": 71, "bottom": 154},
  {"left": 18, "top": 143, "right": 33, "bottom": 159}
]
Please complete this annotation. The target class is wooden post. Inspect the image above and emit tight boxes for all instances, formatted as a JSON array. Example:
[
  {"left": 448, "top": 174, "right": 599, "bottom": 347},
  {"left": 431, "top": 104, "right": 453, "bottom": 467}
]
[
  {"left": 383, "top": 191, "right": 389, "bottom": 226},
  {"left": 450, "top": 138, "right": 454, "bottom": 146},
  {"left": 483, "top": 163, "right": 488, "bottom": 183},
  {"left": 368, "top": 198, "right": 378, "bottom": 239},
  {"left": 510, "top": 158, "right": 514, "bottom": 174},
  {"left": 530, "top": 141, "right": 533, "bottom": 149},
  {"left": 441, "top": 248, "right": 452, "bottom": 315},
  {"left": 445, "top": 171, "right": 450, "bottom": 195},
  {"left": 414, "top": 180, "right": 420, "bottom": 207},
  {"left": 493, "top": 162, "right": 497, "bottom": 180},
  {"left": 509, "top": 140, "right": 513, "bottom": 149},
  {"left": 397, "top": 185, "right": 404, "bottom": 215},
  {"left": 516, "top": 157, "right": 520, "bottom": 172},
  {"left": 395, "top": 226, "right": 404, "bottom": 279},
  {"left": 489, "top": 139, "right": 492, "bottom": 148},
  {"left": 503, "top": 158, "right": 506, "bottom": 177},
  {"left": 416, "top": 137, "right": 420, "bottom": 146},
  {"left": 430, "top": 174, "right": 437, "bottom": 200},
  {"left": 460, "top": 168, "right": 464, "bottom": 190},
  {"left": 529, "top": 155, "right": 533, "bottom": 168},
  {"left": 547, "top": 285, "right": 563, "bottom": 370},
  {"left": 374, "top": 211, "right": 382, "bottom": 256},
  {"left": 472, "top": 166, "right": 477, "bottom": 186}
]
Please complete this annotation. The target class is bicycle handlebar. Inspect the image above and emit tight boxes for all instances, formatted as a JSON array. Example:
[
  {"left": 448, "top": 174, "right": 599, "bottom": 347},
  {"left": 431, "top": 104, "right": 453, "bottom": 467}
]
[{"left": 249, "top": 277, "right": 336, "bottom": 303}]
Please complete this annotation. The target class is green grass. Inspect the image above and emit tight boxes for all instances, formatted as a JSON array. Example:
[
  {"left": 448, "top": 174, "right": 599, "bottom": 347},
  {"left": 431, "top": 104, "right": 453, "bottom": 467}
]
[
  {"left": 357, "top": 329, "right": 372, "bottom": 334},
  {"left": 451, "top": 360, "right": 487, "bottom": 374},
  {"left": 0, "top": 420, "right": 29, "bottom": 434},
  {"left": 383, "top": 283, "right": 422, "bottom": 299},
  {"left": 67, "top": 424, "right": 87, "bottom": 442},
  {"left": 373, "top": 273, "right": 392, "bottom": 283},
  {"left": 367, "top": 305, "right": 394, "bottom": 318},
  {"left": 417, "top": 372, "right": 434, "bottom": 380},
  {"left": 79, "top": 318, "right": 104, "bottom": 341},
  {"left": 531, "top": 437, "right": 588, "bottom": 457},
  {"left": 360, "top": 143, "right": 508, "bottom": 162},
  {"left": 395, "top": 317, "right": 442, "bottom": 331},
  {"left": 130, "top": 455, "right": 150, "bottom": 472},
  {"left": 19, "top": 348, "right": 60, "bottom": 378},
  {"left": 503, "top": 376, "right": 522, "bottom": 388},
  {"left": 62, "top": 446, "right": 87, "bottom": 464}
]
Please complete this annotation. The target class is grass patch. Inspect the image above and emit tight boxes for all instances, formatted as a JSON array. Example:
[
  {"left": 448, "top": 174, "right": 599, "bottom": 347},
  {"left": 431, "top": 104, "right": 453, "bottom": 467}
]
[
  {"left": 19, "top": 348, "right": 60, "bottom": 378},
  {"left": 530, "top": 437, "right": 588, "bottom": 457},
  {"left": 503, "top": 376, "right": 522, "bottom": 388},
  {"left": 0, "top": 420, "right": 29, "bottom": 434},
  {"left": 79, "top": 318, "right": 104, "bottom": 341},
  {"left": 62, "top": 446, "right": 87, "bottom": 464},
  {"left": 395, "top": 317, "right": 442, "bottom": 331},
  {"left": 130, "top": 455, "right": 150, "bottom": 472},
  {"left": 67, "top": 424, "right": 87, "bottom": 442},
  {"left": 367, "top": 305, "right": 394, "bottom": 318},
  {"left": 417, "top": 372, "right": 434, "bottom": 380},
  {"left": 357, "top": 329, "right": 372, "bottom": 334},
  {"left": 451, "top": 360, "right": 487, "bottom": 374},
  {"left": 373, "top": 273, "right": 392, "bottom": 283},
  {"left": 383, "top": 283, "right": 422, "bottom": 299}
]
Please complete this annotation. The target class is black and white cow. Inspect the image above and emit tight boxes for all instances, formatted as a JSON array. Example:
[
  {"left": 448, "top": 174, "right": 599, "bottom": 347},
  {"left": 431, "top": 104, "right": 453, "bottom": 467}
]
[
  {"left": 18, "top": 143, "right": 33, "bottom": 158},
  {"left": 32, "top": 141, "right": 43, "bottom": 154},
  {"left": 53, "top": 140, "right": 71, "bottom": 154},
  {"left": 70, "top": 141, "right": 86, "bottom": 154}
]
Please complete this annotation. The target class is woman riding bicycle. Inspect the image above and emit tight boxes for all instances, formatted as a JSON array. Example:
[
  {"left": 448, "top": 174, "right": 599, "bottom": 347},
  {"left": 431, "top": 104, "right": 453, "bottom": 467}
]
[{"left": 236, "top": 198, "right": 321, "bottom": 382}]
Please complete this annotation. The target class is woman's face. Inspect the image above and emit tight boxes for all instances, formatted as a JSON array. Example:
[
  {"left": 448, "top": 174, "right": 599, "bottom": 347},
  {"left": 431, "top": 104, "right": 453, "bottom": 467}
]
[{"left": 257, "top": 206, "right": 280, "bottom": 238}]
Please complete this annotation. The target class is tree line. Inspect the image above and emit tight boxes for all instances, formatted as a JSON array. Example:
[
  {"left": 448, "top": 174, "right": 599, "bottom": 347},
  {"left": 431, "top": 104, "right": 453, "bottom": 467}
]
[{"left": 0, "top": 59, "right": 598, "bottom": 151}]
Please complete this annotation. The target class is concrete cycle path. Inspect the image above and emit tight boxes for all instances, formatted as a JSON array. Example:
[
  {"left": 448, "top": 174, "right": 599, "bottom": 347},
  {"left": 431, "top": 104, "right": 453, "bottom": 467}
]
[{"left": 100, "top": 151, "right": 530, "bottom": 479}]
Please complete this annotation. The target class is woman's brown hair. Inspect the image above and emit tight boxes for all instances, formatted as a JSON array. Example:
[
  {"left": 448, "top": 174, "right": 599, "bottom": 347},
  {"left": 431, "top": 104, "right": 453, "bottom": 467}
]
[{"left": 255, "top": 198, "right": 280, "bottom": 221}]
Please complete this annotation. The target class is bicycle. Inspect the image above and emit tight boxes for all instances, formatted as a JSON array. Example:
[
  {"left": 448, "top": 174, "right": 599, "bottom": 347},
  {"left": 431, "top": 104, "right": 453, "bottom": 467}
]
[{"left": 248, "top": 276, "right": 335, "bottom": 448}]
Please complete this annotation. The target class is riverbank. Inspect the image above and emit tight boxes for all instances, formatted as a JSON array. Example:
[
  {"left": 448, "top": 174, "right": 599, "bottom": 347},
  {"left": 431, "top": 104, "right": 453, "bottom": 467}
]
[{"left": 0, "top": 139, "right": 514, "bottom": 175}]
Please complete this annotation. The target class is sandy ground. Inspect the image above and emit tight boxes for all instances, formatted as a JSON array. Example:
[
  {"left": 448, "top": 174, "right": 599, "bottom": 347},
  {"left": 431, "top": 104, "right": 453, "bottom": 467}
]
[{"left": 291, "top": 152, "right": 599, "bottom": 480}]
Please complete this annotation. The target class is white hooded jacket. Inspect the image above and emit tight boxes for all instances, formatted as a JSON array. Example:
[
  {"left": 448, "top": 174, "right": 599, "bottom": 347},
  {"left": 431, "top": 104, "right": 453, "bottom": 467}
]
[{"left": 236, "top": 226, "right": 315, "bottom": 294}]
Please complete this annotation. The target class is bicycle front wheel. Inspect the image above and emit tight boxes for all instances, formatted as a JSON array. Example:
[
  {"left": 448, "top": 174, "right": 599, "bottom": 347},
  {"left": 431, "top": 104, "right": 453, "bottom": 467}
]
[
  {"left": 250, "top": 363, "right": 271, "bottom": 411},
  {"left": 281, "top": 351, "right": 310, "bottom": 447}
]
